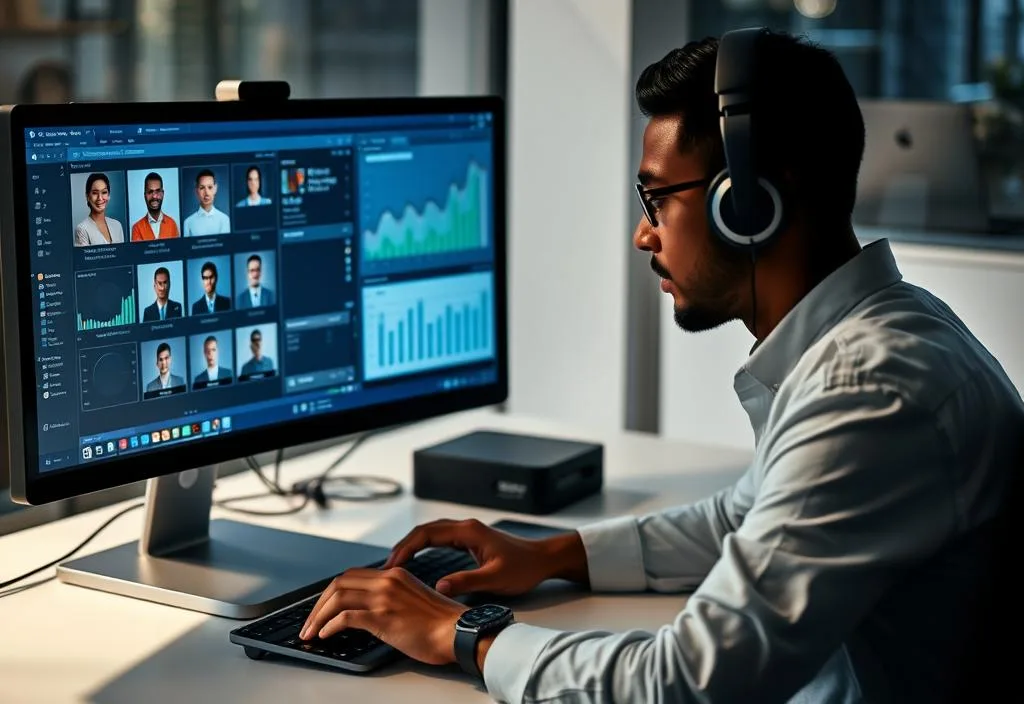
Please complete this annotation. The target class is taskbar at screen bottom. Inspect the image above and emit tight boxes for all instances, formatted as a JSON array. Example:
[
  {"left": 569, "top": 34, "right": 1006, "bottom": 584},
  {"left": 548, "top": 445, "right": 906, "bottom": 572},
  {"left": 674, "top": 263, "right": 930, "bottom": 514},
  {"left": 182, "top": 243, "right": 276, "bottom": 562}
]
[{"left": 37, "top": 366, "right": 498, "bottom": 473}]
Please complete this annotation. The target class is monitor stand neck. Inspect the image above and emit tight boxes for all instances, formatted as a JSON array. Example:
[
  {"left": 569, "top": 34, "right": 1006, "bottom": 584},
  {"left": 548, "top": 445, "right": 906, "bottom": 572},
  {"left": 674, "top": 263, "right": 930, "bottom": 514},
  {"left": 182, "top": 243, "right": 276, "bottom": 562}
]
[
  {"left": 141, "top": 467, "right": 215, "bottom": 556},
  {"left": 55, "top": 466, "right": 391, "bottom": 619}
]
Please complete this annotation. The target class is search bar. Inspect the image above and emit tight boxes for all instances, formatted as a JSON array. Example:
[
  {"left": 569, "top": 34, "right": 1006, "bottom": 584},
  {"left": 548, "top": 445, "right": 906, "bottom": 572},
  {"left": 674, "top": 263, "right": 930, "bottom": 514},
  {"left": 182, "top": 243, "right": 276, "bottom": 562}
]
[{"left": 364, "top": 151, "right": 413, "bottom": 163}]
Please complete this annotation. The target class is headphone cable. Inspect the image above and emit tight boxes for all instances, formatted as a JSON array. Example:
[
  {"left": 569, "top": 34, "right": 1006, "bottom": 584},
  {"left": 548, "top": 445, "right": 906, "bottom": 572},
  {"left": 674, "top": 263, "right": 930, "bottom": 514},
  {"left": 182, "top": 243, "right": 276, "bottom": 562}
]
[{"left": 750, "top": 248, "right": 758, "bottom": 340}]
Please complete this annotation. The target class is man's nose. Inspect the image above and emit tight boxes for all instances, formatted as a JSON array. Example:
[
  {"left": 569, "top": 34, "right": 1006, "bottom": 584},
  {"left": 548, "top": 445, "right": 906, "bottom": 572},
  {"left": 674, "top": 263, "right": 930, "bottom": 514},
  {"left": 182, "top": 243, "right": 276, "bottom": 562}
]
[{"left": 633, "top": 217, "right": 660, "bottom": 253}]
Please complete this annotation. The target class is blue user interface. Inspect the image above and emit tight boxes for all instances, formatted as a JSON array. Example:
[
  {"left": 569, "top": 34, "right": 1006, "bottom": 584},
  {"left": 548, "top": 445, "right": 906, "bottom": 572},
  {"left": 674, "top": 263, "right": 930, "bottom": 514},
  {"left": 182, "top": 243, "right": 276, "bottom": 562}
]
[{"left": 21, "top": 111, "right": 498, "bottom": 473}]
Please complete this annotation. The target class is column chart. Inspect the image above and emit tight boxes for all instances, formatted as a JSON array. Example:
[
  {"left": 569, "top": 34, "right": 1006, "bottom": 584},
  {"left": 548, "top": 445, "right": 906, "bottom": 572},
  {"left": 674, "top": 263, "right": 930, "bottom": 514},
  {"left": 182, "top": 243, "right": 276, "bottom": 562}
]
[{"left": 361, "top": 271, "right": 495, "bottom": 381}]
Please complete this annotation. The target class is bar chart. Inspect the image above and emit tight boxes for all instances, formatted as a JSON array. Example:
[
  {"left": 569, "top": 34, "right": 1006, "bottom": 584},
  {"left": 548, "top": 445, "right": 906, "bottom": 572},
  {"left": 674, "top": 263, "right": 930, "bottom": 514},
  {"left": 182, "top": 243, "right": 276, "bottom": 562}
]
[
  {"left": 362, "top": 272, "right": 495, "bottom": 381},
  {"left": 75, "top": 265, "right": 137, "bottom": 331}
]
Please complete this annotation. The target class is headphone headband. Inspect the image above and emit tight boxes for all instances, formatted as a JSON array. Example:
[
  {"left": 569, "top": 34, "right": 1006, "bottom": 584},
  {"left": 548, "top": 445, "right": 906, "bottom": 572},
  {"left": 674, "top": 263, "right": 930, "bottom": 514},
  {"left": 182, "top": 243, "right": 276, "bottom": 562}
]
[{"left": 714, "top": 27, "right": 764, "bottom": 235}]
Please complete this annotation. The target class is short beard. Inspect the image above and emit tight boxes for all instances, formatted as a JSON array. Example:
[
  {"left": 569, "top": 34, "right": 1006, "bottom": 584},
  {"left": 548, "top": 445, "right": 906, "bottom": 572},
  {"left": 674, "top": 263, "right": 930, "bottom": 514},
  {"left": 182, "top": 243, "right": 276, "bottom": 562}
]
[
  {"left": 673, "top": 303, "right": 733, "bottom": 332},
  {"left": 658, "top": 240, "right": 748, "bottom": 333}
]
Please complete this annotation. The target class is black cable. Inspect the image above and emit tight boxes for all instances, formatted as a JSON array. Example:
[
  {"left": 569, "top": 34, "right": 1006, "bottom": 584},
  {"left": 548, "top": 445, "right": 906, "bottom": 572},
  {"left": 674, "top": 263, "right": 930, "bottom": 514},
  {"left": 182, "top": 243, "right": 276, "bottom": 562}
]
[
  {"left": 0, "top": 574, "right": 56, "bottom": 599},
  {"left": 1, "top": 429, "right": 401, "bottom": 594},
  {"left": 214, "top": 429, "right": 402, "bottom": 515},
  {"left": 0, "top": 501, "right": 145, "bottom": 593},
  {"left": 750, "top": 248, "right": 758, "bottom": 339}
]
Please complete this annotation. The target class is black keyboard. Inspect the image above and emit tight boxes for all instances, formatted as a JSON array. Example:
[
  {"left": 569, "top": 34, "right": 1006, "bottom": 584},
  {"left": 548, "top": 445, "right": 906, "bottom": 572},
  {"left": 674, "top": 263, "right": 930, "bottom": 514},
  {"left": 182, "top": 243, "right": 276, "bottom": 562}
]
[{"left": 229, "top": 547, "right": 478, "bottom": 673}]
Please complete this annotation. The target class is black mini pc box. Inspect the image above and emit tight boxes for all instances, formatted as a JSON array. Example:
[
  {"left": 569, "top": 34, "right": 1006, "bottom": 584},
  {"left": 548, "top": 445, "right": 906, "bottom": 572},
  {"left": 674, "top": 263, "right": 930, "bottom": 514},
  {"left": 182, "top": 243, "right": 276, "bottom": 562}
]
[{"left": 412, "top": 430, "right": 603, "bottom": 514}]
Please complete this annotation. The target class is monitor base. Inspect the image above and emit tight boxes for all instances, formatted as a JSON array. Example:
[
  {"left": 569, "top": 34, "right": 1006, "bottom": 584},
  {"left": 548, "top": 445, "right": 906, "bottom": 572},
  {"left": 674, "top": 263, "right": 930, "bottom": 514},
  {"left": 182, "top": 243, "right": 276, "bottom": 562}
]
[{"left": 55, "top": 467, "right": 391, "bottom": 619}]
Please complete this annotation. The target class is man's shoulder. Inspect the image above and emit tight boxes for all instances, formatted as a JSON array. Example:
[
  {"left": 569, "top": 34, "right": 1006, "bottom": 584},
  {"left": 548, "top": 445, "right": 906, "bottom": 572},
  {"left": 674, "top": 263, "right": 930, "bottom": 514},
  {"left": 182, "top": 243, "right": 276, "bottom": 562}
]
[{"left": 791, "top": 282, "right": 1000, "bottom": 410}]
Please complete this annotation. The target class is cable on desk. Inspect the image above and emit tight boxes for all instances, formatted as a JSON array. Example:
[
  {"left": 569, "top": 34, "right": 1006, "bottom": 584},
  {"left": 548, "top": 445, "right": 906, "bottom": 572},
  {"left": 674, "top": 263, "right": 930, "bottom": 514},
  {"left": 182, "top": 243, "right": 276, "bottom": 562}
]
[
  {"left": 0, "top": 501, "right": 145, "bottom": 594},
  {"left": 213, "top": 430, "right": 402, "bottom": 515},
  {"left": 0, "top": 574, "right": 55, "bottom": 599}
]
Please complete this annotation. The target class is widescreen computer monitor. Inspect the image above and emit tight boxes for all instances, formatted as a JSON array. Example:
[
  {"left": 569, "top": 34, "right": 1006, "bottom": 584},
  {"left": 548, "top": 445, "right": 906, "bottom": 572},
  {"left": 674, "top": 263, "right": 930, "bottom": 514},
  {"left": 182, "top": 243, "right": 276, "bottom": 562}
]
[{"left": 0, "top": 95, "right": 507, "bottom": 617}]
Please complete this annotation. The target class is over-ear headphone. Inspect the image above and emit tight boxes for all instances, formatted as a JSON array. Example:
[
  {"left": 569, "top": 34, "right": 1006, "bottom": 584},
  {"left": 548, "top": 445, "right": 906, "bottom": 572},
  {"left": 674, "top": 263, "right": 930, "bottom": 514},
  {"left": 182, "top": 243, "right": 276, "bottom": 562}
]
[{"left": 707, "top": 27, "right": 786, "bottom": 250}]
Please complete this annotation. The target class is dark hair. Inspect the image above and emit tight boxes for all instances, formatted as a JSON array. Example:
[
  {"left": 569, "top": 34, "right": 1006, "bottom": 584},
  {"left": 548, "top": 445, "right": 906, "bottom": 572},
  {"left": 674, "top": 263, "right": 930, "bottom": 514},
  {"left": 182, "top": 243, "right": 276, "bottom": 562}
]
[
  {"left": 204, "top": 335, "right": 218, "bottom": 347},
  {"left": 85, "top": 173, "right": 110, "bottom": 195},
  {"left": 250, "top": 329, "right": 262, "bottom": 341},
  {"left": 196, "top": 169, "right": 216, "bottom": 186},
  {"left": 156, "top": 342, "right": 172, "bottom": 358},
  {"left": 247, "top": 254, "right": 262, "bottom": 267},
  {"left": 154, "top": 266, "right": 169, "bottom": 280},
  {"left": 201, "top": 261, "right": 218, "bottom": 278},
  {"left": 246, "top": 165, "right": 261, "bottom": 182},
  {"left": 144, "top": 172, "right": 163, "bottom": 188},
  {"left": 635, "top": 30, "right": 865, "bottom": 226}
]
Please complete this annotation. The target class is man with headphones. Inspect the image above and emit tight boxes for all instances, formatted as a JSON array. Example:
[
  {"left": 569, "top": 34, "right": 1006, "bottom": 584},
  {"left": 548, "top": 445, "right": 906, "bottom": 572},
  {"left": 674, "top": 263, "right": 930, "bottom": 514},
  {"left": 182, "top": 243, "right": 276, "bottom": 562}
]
[{"left": 299, "top": 28, "right": 1024, "bottom": 702}]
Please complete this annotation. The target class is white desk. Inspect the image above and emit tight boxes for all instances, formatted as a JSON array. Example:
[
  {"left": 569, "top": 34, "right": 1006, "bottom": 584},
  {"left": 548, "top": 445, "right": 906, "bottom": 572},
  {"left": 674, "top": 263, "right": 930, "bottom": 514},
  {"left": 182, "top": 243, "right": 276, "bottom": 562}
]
[{"left": 0, "top": 408, "right": 750, "bottom": 704}]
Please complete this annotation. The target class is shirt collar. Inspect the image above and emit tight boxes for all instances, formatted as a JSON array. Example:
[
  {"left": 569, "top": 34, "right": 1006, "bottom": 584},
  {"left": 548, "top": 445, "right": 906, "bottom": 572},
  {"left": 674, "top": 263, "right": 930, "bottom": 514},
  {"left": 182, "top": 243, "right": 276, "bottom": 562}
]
[
  {"left": 147, "top": 212, "right": 163, "bottom": 225},
  {"left": 738, "top": 238, "right": 902, "bottom": 392},
  {"left": 198, "top": 206, "right": 219, "bottom": 217}
]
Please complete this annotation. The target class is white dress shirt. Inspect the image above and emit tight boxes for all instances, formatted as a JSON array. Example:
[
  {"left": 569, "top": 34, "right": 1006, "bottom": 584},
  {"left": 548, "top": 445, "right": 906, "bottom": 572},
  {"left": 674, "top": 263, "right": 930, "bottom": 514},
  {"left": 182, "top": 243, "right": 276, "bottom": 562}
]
[
  {"left": 74, "top": 216, "right": 124, "bottom": 246},
  {"left": 147, "top": 212, "right": 165, "bottom": 239},
  {"left": 483, "top": 239, "right": 1024, "bottom": 703},
  {"left": 183, "top": 205, "right": 231, "bottom": 236}
]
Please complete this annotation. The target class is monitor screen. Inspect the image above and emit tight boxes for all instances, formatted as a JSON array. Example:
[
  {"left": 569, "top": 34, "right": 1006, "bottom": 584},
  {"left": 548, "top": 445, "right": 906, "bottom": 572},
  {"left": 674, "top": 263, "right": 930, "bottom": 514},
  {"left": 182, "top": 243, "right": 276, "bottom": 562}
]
[{"left": 4, "top": 99, "right": 504, "bottom": 498}]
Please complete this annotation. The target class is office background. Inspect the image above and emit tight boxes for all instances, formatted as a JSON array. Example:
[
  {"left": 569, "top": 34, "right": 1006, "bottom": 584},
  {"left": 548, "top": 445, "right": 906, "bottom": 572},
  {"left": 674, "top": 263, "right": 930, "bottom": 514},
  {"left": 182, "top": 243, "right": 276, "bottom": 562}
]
[{"left": 3, "top": 0, "right": 1023, "bottom": 533}]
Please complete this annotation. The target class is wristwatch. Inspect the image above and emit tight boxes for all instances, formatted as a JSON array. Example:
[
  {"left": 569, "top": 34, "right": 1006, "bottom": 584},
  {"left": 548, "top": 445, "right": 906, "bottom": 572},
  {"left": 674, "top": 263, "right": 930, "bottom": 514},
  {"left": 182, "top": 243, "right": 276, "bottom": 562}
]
[{"left": 454, "top": 604, "right": 515, "bottom": 680}]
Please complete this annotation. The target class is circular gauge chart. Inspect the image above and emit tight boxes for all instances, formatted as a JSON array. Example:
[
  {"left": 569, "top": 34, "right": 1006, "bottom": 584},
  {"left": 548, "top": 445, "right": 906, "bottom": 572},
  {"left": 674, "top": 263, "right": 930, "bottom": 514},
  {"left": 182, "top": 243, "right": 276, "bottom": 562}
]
[{"left": 79, "top": 343, "right": 139, "bottom": 411}]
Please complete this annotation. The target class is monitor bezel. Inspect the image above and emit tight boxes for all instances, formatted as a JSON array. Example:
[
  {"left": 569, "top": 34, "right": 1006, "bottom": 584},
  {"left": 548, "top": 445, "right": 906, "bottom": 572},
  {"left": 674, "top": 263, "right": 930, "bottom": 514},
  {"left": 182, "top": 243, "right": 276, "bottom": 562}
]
[{"left": 1, "top": 95, "right": 508, "bottom": 506}]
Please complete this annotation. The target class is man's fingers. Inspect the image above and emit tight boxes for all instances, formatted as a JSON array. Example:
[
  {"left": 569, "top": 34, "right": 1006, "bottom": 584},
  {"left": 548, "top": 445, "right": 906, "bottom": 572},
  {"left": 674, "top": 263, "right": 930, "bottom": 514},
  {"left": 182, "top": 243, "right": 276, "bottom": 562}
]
[
  {"left": 301, "top": 587, "right": 372, "bottom": 640},
  {"left": 302, "top": 569, "right": 379, "bottom": 638},
  {"left": 318, "top": 609, "right": 380, "bottom": 641},
  {"left": 436, "top": 562, "right": 501, "bottom": 597},
  {"left": 384, "top": 520, "right": 464, "bottom": 568}
]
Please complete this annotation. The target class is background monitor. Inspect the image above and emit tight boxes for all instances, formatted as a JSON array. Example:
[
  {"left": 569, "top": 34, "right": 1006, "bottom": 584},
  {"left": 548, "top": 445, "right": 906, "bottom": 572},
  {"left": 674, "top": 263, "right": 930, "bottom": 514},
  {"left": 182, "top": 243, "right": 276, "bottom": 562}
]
[
  {"left": 0, "top": 94, "right": 506, "bottom": 617},
  {"left": 853, "top": 99, "right": 990, "bottom": 233}
]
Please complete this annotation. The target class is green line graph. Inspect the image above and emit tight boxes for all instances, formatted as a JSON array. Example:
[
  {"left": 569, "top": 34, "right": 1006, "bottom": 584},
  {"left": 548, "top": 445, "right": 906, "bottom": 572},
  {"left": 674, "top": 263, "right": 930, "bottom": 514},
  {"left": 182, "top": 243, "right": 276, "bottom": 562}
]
[{"left": 363, "top": 161, "right": 488, "bottom": 262}]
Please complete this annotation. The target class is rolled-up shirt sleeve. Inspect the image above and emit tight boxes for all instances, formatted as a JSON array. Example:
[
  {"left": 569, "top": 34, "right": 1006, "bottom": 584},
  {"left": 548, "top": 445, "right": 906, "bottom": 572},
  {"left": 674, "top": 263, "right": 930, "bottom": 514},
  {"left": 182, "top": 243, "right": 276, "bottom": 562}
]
[{"left": 483, "top": 384, "right": 956, "bottom": 703}]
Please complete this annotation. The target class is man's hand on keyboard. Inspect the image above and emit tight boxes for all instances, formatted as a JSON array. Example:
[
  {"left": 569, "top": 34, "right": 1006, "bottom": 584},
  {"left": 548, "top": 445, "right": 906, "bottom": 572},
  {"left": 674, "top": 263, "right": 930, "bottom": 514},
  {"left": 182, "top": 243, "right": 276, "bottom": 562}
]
[
  {"left": 298, "top": 566, "right": 468, "bottom": 666},
  {"left": 383, "top": 518, "right": 589, "bottom": 597}
]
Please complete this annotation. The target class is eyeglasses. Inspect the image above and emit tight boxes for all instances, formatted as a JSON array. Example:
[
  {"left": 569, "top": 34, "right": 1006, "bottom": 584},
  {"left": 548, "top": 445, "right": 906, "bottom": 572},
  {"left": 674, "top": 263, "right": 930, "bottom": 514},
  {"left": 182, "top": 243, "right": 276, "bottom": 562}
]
[{"left": 635, "top": 178, "right": 708, "bottom": 227}]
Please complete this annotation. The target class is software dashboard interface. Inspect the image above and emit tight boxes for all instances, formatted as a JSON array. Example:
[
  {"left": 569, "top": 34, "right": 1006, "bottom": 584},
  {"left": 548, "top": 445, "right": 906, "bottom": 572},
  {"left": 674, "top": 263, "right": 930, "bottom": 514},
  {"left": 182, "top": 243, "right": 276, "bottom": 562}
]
[{"left": 20, "top": 110, "right": 498, "bottom": 474}]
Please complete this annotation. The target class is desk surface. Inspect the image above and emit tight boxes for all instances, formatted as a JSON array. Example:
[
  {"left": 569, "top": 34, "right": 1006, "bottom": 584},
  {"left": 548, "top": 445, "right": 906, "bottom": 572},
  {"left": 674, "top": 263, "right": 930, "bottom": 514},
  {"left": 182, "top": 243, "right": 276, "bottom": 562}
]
[{"left": 0, "top": 408, "right": 750, "bottom": 704}]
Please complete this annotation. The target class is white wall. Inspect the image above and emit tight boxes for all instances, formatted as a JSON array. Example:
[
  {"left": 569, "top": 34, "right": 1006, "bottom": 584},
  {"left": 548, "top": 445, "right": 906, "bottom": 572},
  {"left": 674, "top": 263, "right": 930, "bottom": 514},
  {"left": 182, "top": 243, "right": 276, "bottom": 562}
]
[
  {"left": 504, "top": 0, "right": 633, "bottom": 430},
  {"left": 417, "top": 0, "right": 493, "bottom": 96},
  {"left": 659, "top": 234, "right": 1024, "bottom": 451}
]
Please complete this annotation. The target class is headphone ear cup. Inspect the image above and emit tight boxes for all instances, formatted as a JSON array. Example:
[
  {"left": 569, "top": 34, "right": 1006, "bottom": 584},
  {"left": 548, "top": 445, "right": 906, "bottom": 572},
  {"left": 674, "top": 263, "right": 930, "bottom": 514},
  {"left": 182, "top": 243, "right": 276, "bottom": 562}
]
[
  {"left": 705, "top": 169, "right": 733, "bottom": 244},
  {"left": 706, "top": 172, "right": 785, "bottom": 249}
]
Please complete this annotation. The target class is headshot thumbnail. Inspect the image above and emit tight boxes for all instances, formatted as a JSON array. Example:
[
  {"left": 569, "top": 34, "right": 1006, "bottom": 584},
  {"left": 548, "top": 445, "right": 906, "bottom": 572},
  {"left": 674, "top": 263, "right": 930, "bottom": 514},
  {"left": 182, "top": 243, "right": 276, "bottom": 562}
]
[
  {"left": 234, "top": 251, "right": 276, "bottom": 309},
  {"left": 236, "top": 323, "right": 278, "bottom": 381},
  {"left": 141, "top": 337, "right": 187, "bottom": 399},
  {"left": 236, "top": 163, "right": 273, "bottom": 208},
  {"left": 127, "top": 168, "right": 181, "bottom": 241},
  {"left": 187, "top": 256, "right": 232, "bottom": 316},
  {"left": 70, "top": 171, "right": 126, "bottom": 247},
  {"left": 181, "top": 165, "right": 231, "bottom": 237},
  {"left": 190, "top": 331, "right": 234, "bottom": 390},
  {"left": 137, "top": 260, "right": 185, "bottom": 322}
]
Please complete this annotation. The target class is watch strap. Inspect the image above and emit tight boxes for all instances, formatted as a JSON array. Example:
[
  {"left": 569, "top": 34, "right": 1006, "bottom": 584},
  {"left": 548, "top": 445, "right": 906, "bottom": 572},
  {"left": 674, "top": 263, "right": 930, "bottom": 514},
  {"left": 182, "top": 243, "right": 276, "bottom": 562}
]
[{"left": 454, "top": 625, "right": 482, "bottom": 679}]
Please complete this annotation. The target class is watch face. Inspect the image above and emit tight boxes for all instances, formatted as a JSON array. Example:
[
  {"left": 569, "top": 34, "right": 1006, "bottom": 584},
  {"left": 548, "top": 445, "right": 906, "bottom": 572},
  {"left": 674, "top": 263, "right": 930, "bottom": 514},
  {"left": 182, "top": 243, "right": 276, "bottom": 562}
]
[{"left": 461, "top": 604, "right": 509, "bottom": 627}]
